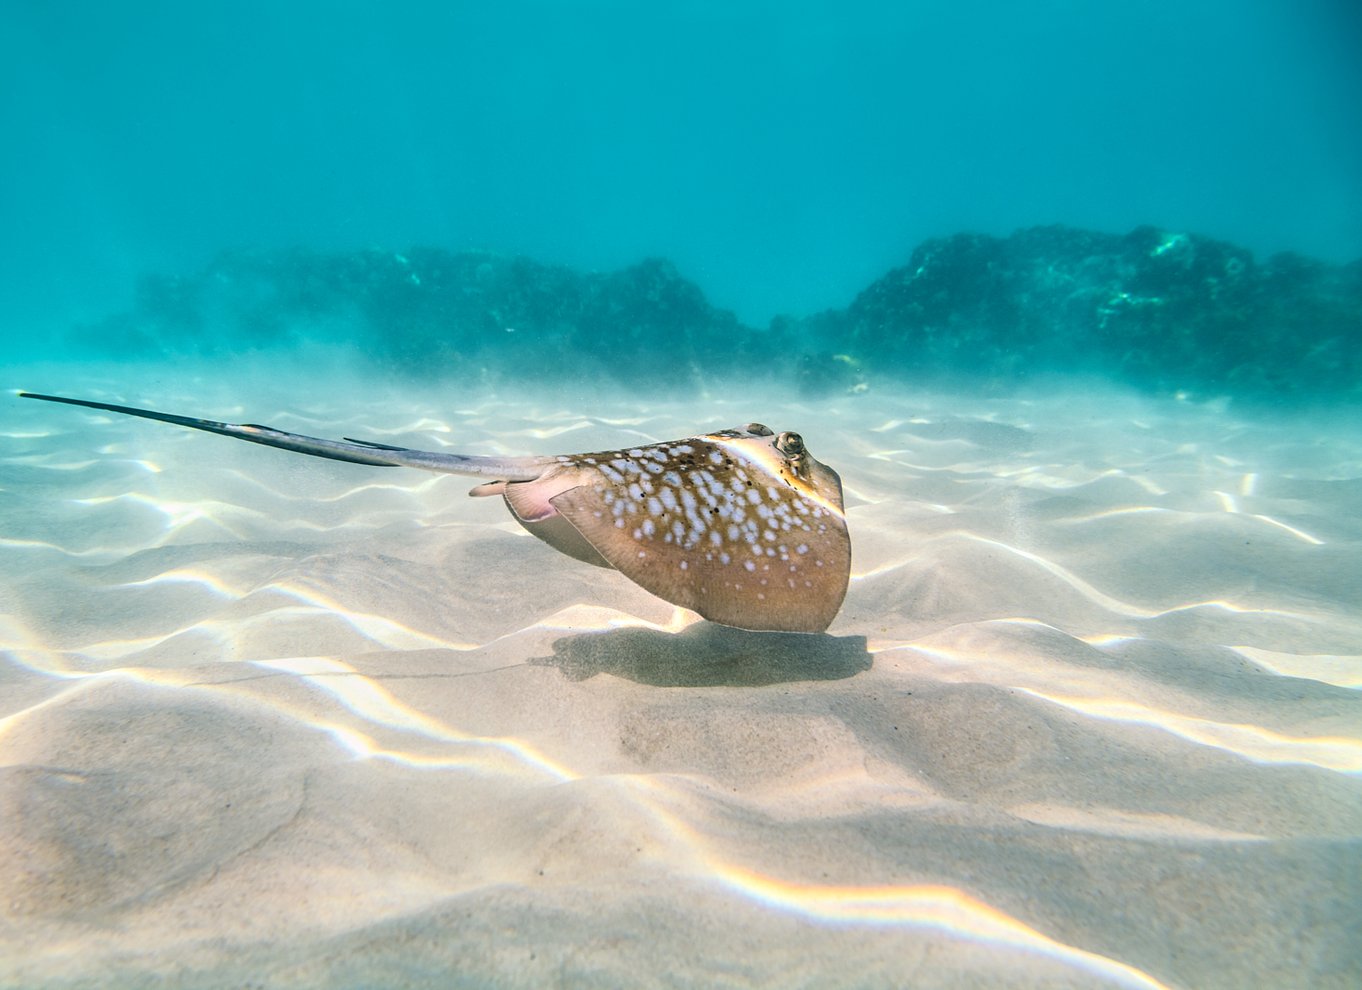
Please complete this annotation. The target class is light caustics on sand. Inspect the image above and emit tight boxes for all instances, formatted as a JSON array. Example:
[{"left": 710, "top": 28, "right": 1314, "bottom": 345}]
[
  {"left": 1231, "top": 645, "right": 1362, "bottom": 689},
  {"left": 1213, "top": 489, "right": 1325, "bottom": 544},
  {"left": 3, "top": 583, "right": 692, "bottom": 784},
  {"left": 9, "top": 558, "right": 696, "bottom": 671},
  {"left": 250, "top": 655, "right": 577, "bottom": 782},
  {"left": 1, "top": 611, "right": 1175, "bottom": 990},
  {"left": 997, "top": 464, "right": 1169, "bottom": 497},
  {"left": 0, "top": 640, "right": 576, "bottom": 784},
  {"left": 0, "top": 609, "right": 267, "bottom": 738},
  {"left": 873, "top": 616, "right": 1098, "bottom": 669},
  {"left": 953, "top": 534, "right": 1168, "bottom": 616},
  {"left": 280, "top": 666, "right": 1171, "bottom": 990},
  {"left": 525, "top": 601, "right": 700, "bottom": 636},
  {"left": 22, "top": 620, "right": 1062, "bottom": 979},
  {"left": 849, "top": 532, "right": 1165, "bottom": 620},
  {"left": 2, "top": 494, "right": 278, "bottom": 559},
  {"left": 1056, "top": 505, "right": 1170, "bottom": 524},
  {"left": 5, "top": 392, "right": 1356, "bottom": 989},
  {"left": 260, "top": 580, "right": 483, "bottom": 651},
  {"left": 70, "top": 490, "right": 254, "bottom": 541},
  {"left": 6, "top": 455, "right": 117, "bottom": 472},
  {"left": 249, "top": 583, "right": 697, "bottom": 653},
  {"left": 1153, "top": 597, "right": 1316, "bottom": 619},
  {"left": 872, "top": 621, "right": 1362, "bottom": 775},
  {"left": 344, "top": 416, "right": 453, "bottom": 437},
  {"left": 6, "top": 572, "right": 482, "bottom": 667},
  {"left": 220, "top": 467, "right": 449, "bottom": 503},
  {"left": 227, "top": 607, "right": 697, "bottom": 781},
  {"left": 613, "top": 778, "right": 1174, "bottom": 990},
  {"left": 0, "top": 614, "right": 79, "bottom": 703},
  {"left": 711, "top": 870, "right": 1173, "bottom": 990},
  {"left": 0, "top": 535, "right": 137, "bottom": 559},
  {"left": 855, "top": 532, "right": 1323, "bottom": 628},
  {"left": 74, "top": 485, "right": 419, "bottom": 536},
  {"left": 1018, "top": 688, "right": 1362, "bottom": 773}
]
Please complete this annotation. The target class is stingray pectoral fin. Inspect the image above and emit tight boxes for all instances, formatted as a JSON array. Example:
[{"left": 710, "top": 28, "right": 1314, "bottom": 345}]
[
  {"left": 19, "top": 391, "right": 547, "bottom": 480},
  {"left": 501, "top": 473, "right": 612, "bottom": 568},
  {"left": 501, "top": 470, "right": 588, "bottom": 523},
  {"left": 548, "top": 485, "right": 850, "bottom": 634}
]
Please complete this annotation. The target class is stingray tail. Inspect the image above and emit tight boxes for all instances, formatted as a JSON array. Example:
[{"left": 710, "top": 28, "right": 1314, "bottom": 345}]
[{"left": 18, "top": 391, "right": 548, "bottom": 479}]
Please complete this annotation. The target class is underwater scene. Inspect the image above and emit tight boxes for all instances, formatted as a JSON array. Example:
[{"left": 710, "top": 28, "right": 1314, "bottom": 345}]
[{"left": 2, "top": 3, "right": 1360, "bottom": 989}]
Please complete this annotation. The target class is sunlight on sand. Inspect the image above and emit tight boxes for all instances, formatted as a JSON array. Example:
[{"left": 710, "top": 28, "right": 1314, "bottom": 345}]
[
  {"left": 710, "top": 871, "right": 1174, "bottom": 990},
  {"left": 3, "top": 373, "right": 1359, "bottom": 988},
  {"left": 1019, "top": 689, "right": 1362, "bottom": 773}
]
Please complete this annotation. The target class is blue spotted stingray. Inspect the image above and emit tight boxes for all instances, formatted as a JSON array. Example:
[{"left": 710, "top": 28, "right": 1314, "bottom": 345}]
[{"left": 20, "top": 392, "right": 851, "bottom": 633}]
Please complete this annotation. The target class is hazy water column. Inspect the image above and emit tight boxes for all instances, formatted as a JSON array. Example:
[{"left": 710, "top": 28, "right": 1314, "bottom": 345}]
[{"left": 0, "top": 1, "right": 1358, "bottom": 355}]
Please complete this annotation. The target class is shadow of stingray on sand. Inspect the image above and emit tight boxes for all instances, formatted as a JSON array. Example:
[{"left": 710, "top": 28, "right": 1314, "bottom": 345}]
[{"left": 531, "top": 623, "right": 871, "bottom": 688}]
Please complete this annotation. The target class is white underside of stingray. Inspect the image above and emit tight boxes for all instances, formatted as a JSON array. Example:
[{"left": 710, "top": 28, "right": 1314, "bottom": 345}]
[{"left": 19, "top": 392, "right": 852, "bottom": 633}]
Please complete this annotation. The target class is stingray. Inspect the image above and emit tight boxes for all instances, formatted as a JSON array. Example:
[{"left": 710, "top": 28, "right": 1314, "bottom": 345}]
[{"left": 19, "top": 392, "right": 851, "bottom": 633}]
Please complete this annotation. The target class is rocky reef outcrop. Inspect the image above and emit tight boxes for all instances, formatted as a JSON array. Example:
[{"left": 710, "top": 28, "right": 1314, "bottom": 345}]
[
  {"left": 77, "top": 250, "right": 754, "bottom": 391},
  {"left": 74, "top": 226, "right": 1362, "bottom": 401},
  {"left": 800, "top": 225, "right": 1362, "bottom": 398}
]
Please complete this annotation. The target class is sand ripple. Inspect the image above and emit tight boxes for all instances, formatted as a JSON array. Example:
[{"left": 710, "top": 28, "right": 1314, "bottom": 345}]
[{"left": 2, "top": 370, "right": 1359, "bottom": 988}]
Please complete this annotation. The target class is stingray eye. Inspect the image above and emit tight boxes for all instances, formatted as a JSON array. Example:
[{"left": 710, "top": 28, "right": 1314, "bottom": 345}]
[
  {"left": 744, "top": 423, "right": 774, "bottom": 437},
  {"left": 775, "top": 431, "right": 804, "bottom": 457}
]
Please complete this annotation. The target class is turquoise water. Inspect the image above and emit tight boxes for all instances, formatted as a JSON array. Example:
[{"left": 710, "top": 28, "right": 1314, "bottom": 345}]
[
  {"left": 2, "top": 4, "right": 1360, "bottom": 989},
  {"left": 2, "top": 2, "right": 1359, "bottom": 355}
]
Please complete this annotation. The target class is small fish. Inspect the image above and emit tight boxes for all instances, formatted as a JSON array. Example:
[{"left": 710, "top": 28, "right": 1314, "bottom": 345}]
[{"left": 20, "top": 392, "right": 851, "bottom": 633}]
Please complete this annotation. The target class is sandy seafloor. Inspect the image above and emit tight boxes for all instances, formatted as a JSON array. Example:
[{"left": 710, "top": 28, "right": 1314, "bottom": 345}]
[{"left": 2, "top": 354, "right": 1359, "bottom": 990}]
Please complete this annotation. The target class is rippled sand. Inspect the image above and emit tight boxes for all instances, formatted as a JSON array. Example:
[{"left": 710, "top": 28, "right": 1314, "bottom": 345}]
[{"left": 3, "top": 360, "right": 1360, "bottom": 989}]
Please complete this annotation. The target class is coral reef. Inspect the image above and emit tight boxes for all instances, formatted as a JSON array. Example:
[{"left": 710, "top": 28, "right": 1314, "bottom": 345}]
[
  {"left": 73, "top": 226, "right": 1362, "bottom": 400},
  {"left": 806, "top": 226, "right": 1362, "bottom": 397}
]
